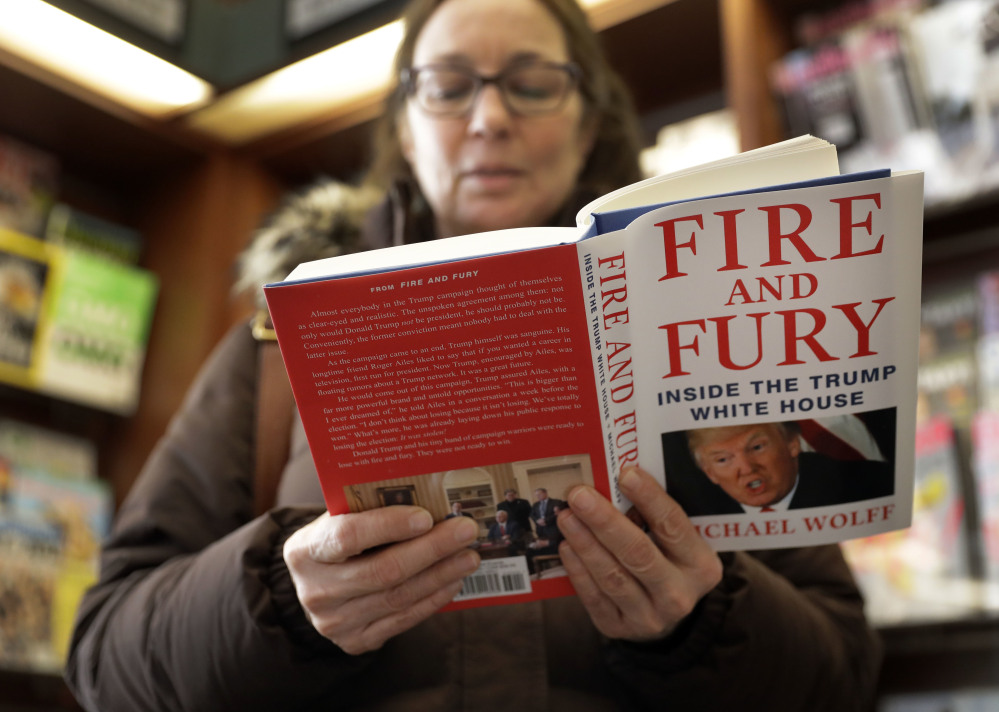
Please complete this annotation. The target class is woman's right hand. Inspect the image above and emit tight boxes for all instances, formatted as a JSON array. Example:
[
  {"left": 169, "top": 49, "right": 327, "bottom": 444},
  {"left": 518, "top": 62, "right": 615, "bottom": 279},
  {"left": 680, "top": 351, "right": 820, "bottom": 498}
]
[{"left": 283, "top": 507, "right": 481, "bottom": 655}]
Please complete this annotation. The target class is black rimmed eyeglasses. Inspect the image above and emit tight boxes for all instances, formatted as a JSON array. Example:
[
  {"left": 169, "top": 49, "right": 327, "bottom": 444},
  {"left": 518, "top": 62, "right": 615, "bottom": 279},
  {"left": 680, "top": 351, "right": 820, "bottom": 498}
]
[{"left": 400, "top": 61, "right": 582, "bottom": 118}]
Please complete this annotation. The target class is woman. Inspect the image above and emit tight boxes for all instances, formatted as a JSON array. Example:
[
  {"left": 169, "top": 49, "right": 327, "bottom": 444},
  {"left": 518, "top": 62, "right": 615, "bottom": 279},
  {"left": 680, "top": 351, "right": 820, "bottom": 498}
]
[{"left": 65, "top": 0, "right": 882, "bottom": 710}]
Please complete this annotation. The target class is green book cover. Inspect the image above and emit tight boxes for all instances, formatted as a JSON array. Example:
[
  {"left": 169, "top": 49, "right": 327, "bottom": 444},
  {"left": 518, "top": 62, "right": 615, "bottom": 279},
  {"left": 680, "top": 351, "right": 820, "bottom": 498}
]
[{"left": 37, "top": 248, "right": 158, "bottom": 414}]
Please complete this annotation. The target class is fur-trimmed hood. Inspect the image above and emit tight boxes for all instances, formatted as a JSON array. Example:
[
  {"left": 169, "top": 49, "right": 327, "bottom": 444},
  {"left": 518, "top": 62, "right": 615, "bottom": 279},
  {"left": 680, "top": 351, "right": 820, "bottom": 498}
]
[
  {"left": 234, "top": 179, "right": 384, "bottom": 307},
  {"left": 235, "top": 178, "right": 599, "bottom": 309}
]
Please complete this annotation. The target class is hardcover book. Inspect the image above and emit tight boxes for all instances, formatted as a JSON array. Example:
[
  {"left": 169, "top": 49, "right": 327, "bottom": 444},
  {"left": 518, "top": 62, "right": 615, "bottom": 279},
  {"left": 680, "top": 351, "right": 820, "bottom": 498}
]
[{"left": 264, "top": 136, "right": 924, "bottom": 606}]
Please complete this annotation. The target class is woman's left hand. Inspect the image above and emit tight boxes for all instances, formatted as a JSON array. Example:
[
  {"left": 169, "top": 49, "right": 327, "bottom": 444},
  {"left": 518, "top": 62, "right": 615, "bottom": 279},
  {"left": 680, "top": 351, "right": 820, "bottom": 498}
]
[{"left": 556, "top": 466, "right": 723, "bottom": 642}]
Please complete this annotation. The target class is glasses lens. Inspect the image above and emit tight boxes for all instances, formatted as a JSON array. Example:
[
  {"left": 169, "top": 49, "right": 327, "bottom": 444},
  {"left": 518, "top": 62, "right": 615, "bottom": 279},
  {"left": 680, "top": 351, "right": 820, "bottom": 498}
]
[
  {"left": 414, "top": 68, "right": 477, "bottom": 115},
  {"left": 502, "top": 65, "right": 574, "bottom": 115}
]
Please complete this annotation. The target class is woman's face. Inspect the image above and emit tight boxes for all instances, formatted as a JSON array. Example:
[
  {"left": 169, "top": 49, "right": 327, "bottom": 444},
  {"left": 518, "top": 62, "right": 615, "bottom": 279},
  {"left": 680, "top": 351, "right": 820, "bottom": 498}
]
[{"left": 400, "top": 0, "right": 595, "bottom": 238}]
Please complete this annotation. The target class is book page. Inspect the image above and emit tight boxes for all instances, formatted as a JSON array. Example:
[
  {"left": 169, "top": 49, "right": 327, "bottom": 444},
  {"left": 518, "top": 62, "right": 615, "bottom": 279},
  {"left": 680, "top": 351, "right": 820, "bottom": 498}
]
[
  {"left": 576, "top": 135, "right": 840, "bottom": 228},
  {"left": 284, "top": 226, "right": 580, "bottom": 283}
]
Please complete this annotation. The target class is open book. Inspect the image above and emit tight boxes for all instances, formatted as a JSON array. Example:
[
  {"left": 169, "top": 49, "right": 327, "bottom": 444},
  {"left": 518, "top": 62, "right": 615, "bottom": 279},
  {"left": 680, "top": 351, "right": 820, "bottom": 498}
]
[{"left": 264, "top": 136, "right": 924, "bottom": 607}]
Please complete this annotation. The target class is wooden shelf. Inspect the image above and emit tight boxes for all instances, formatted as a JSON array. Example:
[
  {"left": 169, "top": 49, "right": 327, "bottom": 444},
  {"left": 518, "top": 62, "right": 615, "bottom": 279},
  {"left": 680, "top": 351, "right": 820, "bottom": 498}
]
[
  {"left": 0, "top": 669, "right": 83, "bottom": 711},
  {"left": 0, "top": 54, "right": 284, "bottom": 504},
  {"left": 878, "top": 616, "right": 999, "bottom": 696}
]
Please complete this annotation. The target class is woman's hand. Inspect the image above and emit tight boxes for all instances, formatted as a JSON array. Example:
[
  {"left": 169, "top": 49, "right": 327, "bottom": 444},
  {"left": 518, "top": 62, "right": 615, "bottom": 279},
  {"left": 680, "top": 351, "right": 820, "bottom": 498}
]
[
  {"left": 283, "top": 507, "right": 480, "bottom": 655},
  {"left": 557, "top": 466, "right": 722, "bottom": 642}
]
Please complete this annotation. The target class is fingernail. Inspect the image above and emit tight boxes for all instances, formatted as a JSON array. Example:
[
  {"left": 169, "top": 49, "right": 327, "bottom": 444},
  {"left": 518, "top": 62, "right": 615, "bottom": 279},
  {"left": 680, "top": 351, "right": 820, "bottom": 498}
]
[
  {"left": 454, "top": 517, "right": 479, "bottom": 543},
  {"left": 558, "top": 510, "right": 582, "bottom": 533},
  {"left": 569, "top": 486, "right": 595, "bottom": 512},
  {"left": 457, "top": 550, "right": 480, "bottom": 573},
  {"left": 410, "top": 510, "right": 433, "bottom": 534},
  {"left": 619, "top": 467, "right": 639, "bottom": 490}
]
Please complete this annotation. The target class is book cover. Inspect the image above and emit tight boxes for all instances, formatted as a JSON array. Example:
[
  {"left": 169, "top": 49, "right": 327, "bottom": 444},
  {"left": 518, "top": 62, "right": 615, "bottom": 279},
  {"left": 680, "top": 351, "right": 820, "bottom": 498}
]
[
  {"left": 45, "top": 203, "right": 144, "bottom": 266},
  {"left": 917, "top": 282, "right": 980, "bottom": 429},
  {"left": 971, "top": 411, "right": 999, "bottom": 581},
  {"left": 0, "top": 227, "right": 56, "bottom": 387},
  {"left": 0, "top": 135, "right": 59, "bottom": 239},
  {"left": 0, "top": 421, "right": 109, "bottom": 672},
  {"left": 0, "top": 515, "right": 62, "bottom": 672},
  {"left": 976, "top": 270, "right": 999, "bottom": 414},
  {"left": 265, "top": 137, "right": 924, "bottom": 606},
  {"left": 841, "top": 19, "right": 929, "bottom": 153},
  {"left": 769, "top": 42, "right": 866, "bottom": 152},
  {"left": 842, "top": 414, "right": 973, "bottom": 625},
  {"left": 0, "top": 228, "right": 159, "bottom": 414},
  {"left": 907, "top": 1, "right": 987, "bottom": 163},
  {"left": 4, "top": 468, "right": 112, "bottom": 667},
  {"left": 36, "top": 247, "right": 159, "bottom": 415}
]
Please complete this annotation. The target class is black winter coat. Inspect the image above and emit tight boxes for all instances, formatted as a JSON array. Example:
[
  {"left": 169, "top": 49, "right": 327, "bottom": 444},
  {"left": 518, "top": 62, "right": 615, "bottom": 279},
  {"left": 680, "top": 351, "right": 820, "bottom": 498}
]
[{"left": 65, "top": 189, "right": 882, "bottom": 711}]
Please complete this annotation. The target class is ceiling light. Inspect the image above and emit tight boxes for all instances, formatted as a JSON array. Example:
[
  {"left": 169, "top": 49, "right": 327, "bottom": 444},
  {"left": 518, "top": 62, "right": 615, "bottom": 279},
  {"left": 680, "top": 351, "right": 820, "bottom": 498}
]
[
  {"left": 185, "top": 21, "right": 404, "bottom": 144},
  {"left": 1, "top": 0, "right": 213, "bottom": 117},
  {"left": 581, "top": 0, "right": 675, "bottom": 30}
]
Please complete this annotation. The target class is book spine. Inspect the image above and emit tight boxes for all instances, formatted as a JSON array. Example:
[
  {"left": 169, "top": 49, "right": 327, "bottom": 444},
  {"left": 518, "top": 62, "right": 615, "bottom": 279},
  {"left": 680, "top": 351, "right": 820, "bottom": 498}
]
[{"left": 577, "top": 235, "right": 637, "bottom": 512}]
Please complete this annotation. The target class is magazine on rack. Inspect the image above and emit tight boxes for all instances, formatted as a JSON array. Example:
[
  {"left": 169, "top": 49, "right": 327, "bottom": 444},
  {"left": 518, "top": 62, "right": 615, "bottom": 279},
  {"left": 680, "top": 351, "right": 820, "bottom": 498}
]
[{"left": 264, "top": 135, "right": 924, "bottom": 607}]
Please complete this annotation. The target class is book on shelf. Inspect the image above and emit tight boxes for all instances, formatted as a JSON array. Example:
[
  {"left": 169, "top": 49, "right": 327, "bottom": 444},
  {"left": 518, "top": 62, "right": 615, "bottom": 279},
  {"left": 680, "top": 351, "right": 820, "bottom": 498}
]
[
  {"left": 2, "top": 469, "right": 112, "bottom": 671},
  {"left": 0, "top": 514, "right": 63, "bottom": 672},
  {"left": 0, "top": 227, "right": 159, "bottom": 415},
  {"left": 840, "top": 18, "right": 929, "bottom": 148},
  {"left": 38, "top": 246, "right": 159, "bottom": 415},
  {"left": 769, "top": 42, "right": 866, "bottom": 154},
  {"left": 0, "top": 418, "right": 97, "bottom": 482},
  {"left": 0, "top": 228, "right": 52, "bottom": 377},
  {"left": 976, "top": 270, "right": 999, "bottom": 415},
  {"left": 916, "top": 280, "right": 981, "bottom": 429},
  {"left": 264, "top": 135, "right": 924, "bottom": 607},
  {"left": 842, "top": 414, "right": 974, "bottom": 625},
  {"left": 45, "top": 203, "right": 145, "bottom": 266},
  {"left": 907, "top": 1, "right": 986, "bottom": 155},
  {"left": 972, "top": 410, "right": 999, "bottom": 580},
  {"left": 0, "top": 419, "right": 110, "bottom": 673},
  {"left": 774, "top": 0, "right": 999, "bottom": 206},
  {"left": 0, "top": 135, "right": 58, "bottom": 239},
  {"left": 910, "top": 0, "right": 999, "bottom": 196}
]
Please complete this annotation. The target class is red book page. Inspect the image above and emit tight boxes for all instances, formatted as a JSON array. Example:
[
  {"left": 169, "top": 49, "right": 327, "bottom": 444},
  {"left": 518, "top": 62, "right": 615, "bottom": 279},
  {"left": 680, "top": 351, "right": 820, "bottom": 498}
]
[{"left": 267, "top": 244, "right": 607, "bottom": 605}]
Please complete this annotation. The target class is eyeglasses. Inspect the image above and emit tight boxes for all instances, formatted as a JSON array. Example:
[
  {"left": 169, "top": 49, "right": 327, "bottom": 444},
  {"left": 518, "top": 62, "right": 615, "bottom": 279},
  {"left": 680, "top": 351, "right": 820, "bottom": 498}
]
[{"left": 400, "top": 61, "right": 582, "bottom": 118}]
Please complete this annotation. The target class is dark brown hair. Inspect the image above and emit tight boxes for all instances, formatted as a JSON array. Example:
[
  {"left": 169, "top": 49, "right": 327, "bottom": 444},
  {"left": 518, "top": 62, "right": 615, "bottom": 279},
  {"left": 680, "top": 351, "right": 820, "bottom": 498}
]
[{"left": 363, "top": 0, "right": 643, "bottom": 202}]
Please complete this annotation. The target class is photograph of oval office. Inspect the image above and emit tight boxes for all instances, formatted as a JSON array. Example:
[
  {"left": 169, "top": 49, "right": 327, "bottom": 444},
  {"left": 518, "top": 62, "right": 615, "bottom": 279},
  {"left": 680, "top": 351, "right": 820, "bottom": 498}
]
[
  {"left": 660, "top": 409, "right": 896, "bottom": 516},
  {"left": 342, "top": 455, "right": 592, "bottom": 578}
]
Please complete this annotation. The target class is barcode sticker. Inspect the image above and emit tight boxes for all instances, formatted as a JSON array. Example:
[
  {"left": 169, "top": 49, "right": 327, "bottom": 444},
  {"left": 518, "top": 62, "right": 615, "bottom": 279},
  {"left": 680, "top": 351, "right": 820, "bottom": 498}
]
[{"left": 454, "top": 556, "right": 531, "bottom": 601}]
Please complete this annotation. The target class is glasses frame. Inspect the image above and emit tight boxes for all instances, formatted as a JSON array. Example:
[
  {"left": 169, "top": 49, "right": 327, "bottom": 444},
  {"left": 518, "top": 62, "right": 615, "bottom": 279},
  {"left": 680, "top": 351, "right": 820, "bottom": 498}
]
[{"left": 400, "top": 61, "right": 583, "bottom": 118}]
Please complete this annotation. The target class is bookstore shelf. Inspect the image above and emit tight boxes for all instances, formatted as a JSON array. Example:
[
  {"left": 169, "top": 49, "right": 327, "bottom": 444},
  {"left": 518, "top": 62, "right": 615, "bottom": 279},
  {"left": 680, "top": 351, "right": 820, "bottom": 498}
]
[{"left": 1, "top": 0, "right": 998, "bottom": 707}]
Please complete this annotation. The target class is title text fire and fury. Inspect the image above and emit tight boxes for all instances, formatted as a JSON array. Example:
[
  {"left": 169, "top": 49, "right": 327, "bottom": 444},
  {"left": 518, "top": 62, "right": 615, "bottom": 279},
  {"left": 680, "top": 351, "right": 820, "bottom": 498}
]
[{"left": 650, "top": 192, "right": 893, "bottom": 377}]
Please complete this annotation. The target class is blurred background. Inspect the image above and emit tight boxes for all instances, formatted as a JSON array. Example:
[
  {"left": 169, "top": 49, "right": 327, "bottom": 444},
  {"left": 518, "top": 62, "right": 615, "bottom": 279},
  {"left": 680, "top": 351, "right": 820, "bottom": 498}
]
[{"left": 0, "top": 0, "right": 997, "bottom": 709}]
